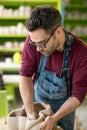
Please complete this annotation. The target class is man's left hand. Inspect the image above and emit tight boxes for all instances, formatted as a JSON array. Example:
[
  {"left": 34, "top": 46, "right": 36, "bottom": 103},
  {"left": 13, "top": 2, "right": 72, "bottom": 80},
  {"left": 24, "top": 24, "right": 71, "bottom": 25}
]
[{"left": 39, "top": 116, "right": 56, "bottom": 130}]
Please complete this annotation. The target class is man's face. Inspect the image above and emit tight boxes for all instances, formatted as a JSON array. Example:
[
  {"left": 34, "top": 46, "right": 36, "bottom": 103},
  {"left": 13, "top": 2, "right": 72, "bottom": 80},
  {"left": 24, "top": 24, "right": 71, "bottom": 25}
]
[{"left": 28, "top": 28, "right": 60, "bottom": 56}]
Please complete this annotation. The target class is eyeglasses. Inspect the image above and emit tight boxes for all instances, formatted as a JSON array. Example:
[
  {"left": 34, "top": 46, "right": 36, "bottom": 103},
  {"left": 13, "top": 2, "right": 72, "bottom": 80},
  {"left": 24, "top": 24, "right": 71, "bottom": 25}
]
[{"left": 29, "top": 26, "right": 59, "bottom": 48}]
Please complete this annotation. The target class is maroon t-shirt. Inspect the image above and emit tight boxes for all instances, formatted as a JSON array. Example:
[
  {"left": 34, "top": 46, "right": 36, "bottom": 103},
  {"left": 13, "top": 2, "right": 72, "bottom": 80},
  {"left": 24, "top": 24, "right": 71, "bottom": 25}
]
[{"left": 20, "top": 33, "right": 87, "bottom": 103}]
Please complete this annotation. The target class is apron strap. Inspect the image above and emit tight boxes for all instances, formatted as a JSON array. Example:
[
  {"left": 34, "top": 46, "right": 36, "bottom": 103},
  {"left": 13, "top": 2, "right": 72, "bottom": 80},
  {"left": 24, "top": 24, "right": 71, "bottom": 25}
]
[
  {"left": 35, "top": 55, "right": 48, "bottom": 81},
  {"left": 63, "top": 31, "right": 75, "bottom": 96},
  {"left": 63, "top": 31, "right": 74, "bottom": 69}
]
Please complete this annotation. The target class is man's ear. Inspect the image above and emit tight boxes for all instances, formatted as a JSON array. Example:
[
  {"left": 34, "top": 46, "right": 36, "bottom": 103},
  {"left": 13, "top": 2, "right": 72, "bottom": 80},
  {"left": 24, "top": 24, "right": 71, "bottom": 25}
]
[{"left": 55, "top": 26, "right": 63, "bottom": 39}]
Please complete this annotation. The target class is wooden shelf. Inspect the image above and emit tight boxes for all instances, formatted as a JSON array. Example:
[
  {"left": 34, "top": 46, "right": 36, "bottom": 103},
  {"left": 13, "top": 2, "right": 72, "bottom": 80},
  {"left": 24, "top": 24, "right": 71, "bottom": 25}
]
[
  {"left": 0, "top": 34, "right": 27, "bottom": 38},
  {"left": 0, "top": 0, "right": 58, "bottom": 7},
  {"left": 64, "top": 19, "right": 87, "bottom": 23},
  {"left": 65, "top": 5, "right": 87, "bottom": 11},
  {"left": 0, "top": 0, "right": 57, "bottom": 2},
  {"left": 0, "top": 48, "right": 22, "bottom": 53},
  {"left": 65, "top": 3, "right": 87, "bottom": 43},
  {"left": 78, "top": 35, "right": 87, "bottom": 41},
  {"left": 0, "top": 17, "right": 28, "bottom": 20},
  {"left": 0, "top": 62, "right": 20, "bottom": 72}
]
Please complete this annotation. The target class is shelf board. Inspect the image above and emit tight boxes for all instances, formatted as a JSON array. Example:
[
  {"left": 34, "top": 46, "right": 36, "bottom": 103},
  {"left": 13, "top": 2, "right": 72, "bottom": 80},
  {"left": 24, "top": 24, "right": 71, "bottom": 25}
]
[
  {"left": 0, "top": 0, "right": 57, "bottom": 2},
  {"left": 64, "top": 19, "right": 87, "bottom": 23},
  {"left": 2, "top": 68, "right": 19, "bottom": 73},
  {"left": 0, "top": 34, "right": 27, "bottom": 38},
  {"left": 78, "top": 35, "right": 87, "bottom": 39},
  {"left": 0, "top": 0, "right": 58, "bottom": 7},
  {"left": 65, "top": 5, "right": 87, "bottom": 11},
  {"left": 78, "top": 36, "right": 87, "bottom": 43},
  {"left": 0, "top": 62, "right": 20, "bottom": 72},
  {"left": 0, "top": 48, "right": 22, "bottom": 53},
  {"left": 0, "top": 17, "right": 28, "bottom": 20}
]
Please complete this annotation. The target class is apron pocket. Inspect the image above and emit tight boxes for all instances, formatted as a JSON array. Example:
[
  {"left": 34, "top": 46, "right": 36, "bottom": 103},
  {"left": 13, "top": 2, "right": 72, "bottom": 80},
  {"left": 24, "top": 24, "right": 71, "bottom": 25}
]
[{"left": 35, "top": 77, "right": 67, "bottom": 100}]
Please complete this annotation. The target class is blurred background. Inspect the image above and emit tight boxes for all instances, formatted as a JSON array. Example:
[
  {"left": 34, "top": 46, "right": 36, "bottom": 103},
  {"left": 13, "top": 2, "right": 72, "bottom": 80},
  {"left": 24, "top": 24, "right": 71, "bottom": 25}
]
[{"left": 0, "top": 0, "right": 87, "bottom": 130}]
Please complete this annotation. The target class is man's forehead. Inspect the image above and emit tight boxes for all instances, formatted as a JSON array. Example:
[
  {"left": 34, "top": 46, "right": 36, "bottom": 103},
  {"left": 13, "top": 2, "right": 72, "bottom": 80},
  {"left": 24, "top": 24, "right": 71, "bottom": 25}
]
[{"left": 28, "top": 29, "right": 49, "bottom": 42}]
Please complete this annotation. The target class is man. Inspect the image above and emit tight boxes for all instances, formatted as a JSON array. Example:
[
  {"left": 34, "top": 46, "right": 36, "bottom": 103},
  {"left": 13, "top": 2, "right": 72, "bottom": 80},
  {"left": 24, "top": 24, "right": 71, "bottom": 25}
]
[{"left": 19, "top": 6, "right": 87, "bottom": 130}]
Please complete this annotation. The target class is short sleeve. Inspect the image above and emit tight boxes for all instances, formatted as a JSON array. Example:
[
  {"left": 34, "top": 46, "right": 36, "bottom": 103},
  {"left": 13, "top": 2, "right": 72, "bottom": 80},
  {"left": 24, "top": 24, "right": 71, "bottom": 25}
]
[{"left": 20, "top": 35, "right": 37, "bottom": 77}]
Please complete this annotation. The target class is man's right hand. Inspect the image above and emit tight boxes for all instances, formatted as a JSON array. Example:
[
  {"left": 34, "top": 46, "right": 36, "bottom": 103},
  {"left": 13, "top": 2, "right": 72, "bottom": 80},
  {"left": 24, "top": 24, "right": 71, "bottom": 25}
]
[{"left": 27, "top": 111, "right": 38, "bottom": 120}]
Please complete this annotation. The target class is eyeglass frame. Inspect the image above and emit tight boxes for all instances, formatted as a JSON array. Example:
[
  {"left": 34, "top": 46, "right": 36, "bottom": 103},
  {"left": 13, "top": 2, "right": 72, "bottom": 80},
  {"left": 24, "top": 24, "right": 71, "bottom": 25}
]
[{"left": 29, "top": 25, "right": 60, "bottom": 48}]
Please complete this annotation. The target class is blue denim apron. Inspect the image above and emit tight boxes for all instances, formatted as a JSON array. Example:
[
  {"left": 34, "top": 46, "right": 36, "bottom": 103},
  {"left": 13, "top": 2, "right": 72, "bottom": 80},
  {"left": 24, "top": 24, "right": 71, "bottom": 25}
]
[{"left": 34, "top": 32, "right": 75, "bottom": 130}]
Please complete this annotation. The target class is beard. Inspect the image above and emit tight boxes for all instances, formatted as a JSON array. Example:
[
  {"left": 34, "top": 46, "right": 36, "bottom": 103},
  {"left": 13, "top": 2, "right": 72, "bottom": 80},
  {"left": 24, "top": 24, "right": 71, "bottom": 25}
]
[
  {"left": 41, "top": 48, "right": 56, "bottom": 56},
  {"left": 41, "top": 39, "right": 59, "bottom": 56}
]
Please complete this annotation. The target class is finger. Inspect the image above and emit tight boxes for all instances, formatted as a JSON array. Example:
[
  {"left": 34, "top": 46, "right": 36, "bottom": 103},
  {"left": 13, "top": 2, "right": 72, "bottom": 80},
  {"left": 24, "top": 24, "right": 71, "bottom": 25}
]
[
  {"left": 45, "top": 124, "right": 53, "bottom": 130},
  {"left": 27, "top": 114, "right": 36, "bottom": 120},
  {"left": 39, "top": 121, "right": 47, "bottom": 129}
]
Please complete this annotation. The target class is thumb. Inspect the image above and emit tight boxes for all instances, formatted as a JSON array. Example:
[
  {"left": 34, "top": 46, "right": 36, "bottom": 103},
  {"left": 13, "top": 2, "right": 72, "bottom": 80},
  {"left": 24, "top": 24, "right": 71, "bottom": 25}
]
[{"left": 39, "top": 121, "right": 47, "bottom": 129}]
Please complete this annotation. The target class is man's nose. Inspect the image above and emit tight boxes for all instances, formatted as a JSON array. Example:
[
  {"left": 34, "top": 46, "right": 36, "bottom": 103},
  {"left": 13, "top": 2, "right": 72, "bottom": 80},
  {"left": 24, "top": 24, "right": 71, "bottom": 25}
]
[{"left": 36, "top": 46, "right": 44, "bottom": 52}]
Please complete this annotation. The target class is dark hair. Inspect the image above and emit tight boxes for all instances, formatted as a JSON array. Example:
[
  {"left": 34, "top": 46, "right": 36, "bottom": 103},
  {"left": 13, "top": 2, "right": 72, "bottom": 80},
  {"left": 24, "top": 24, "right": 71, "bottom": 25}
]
[{"left": 26, "top": 6, "right": 62, "bottom": 34}]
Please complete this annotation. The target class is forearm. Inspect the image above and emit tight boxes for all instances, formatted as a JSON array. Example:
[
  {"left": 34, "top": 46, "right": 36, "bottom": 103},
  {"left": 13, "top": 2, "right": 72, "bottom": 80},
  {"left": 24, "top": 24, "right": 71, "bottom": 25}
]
[
  {"left": 19, "top": 76, "right": 34, "bottom": 115},
  {"left": 52, "top": 97, "right": 80, "bottom": 123}
]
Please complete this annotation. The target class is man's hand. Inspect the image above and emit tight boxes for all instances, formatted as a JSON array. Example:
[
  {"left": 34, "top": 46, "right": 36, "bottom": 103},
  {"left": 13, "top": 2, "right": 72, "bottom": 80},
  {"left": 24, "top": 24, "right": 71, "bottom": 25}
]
[
  {"left": 39, "top": 116, "right": 56, "bottom": 130},
  {"left": 27, "top": 111, "right": 38, "bottom": 120}
]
